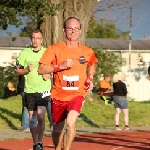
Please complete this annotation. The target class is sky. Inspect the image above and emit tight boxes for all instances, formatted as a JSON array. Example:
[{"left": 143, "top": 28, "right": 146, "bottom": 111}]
[
  {"left": 95, "top": 0, "right": 150, "bottom": 39},
  {"left": 0, "top": 0, "right": 150, "bottom": 39},
  {"left": 117, "top": 0, "right": 150, "bottom": 39}
]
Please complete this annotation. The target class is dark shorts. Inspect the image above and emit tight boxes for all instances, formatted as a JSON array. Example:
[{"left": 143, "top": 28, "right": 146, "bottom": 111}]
[
  {"left": 113, "top": 96, "right": 128, "bottom": 109},
  {"left": 25, "top": 92, "right": 50, "bottom": 111},
  {"left": 51, "top": 96, "right": 85, "bottom": 123}
]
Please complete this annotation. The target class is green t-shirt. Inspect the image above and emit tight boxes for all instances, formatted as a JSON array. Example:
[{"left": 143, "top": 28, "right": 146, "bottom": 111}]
[{"left": 17, "top": 47, "right": 51, "bottom": 93}]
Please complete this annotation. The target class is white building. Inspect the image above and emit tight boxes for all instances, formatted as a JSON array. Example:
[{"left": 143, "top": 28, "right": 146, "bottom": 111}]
[{"left": 0, "top": 37, "right": 30, "bottom": 67}]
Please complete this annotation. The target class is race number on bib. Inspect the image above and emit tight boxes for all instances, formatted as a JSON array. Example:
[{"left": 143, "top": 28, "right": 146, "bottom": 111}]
[
  {"left": 38, "top": 90, "right": 51, "bottom": 98},
  {"left": 62, "top": 75, "right": 79, "bottom": 90}
]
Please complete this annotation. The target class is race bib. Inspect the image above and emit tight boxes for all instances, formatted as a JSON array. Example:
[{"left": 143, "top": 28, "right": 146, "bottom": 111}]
[
  {"left": 62, "top": 75, "right": 79, "bottom": 90},
  {"left": 38, "top": 90, "right": 51, "bottom": 98}
]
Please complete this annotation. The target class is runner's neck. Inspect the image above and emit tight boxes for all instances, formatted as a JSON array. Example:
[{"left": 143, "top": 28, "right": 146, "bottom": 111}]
[{"left": 65, "top": 40, "right": 79, "bottom": 49}]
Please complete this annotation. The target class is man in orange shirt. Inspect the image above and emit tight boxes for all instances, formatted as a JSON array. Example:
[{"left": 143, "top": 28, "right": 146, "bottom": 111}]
[
  {"left": 98, "top": 74, "right": 114, "bottom": 99},
  {"left": 38, "top": 17, "right": 98, "bottom": 150}
]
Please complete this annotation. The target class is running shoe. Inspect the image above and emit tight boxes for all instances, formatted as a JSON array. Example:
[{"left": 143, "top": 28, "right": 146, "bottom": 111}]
[
  {"left": 37, "top": 143, "right": 44, "bottom": 150},
  {"left": 33, "top": 144, "right": 36, "bottom": 150},
  {"left": 33, "top": 143, "right": 44, "bottom": 150}
]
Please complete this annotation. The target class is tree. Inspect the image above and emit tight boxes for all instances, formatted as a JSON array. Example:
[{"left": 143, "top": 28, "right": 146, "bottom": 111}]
[
  {"left": 19, "top": 21, "right": 37, "bottom": 37},
  {"left": 1, "top": 0, "right": 142, "bottom": 46},
  {"left": 40, "top": 0, "right": 142, "bottom": 46},
  {"left": 87, "top": 17, "right": 129, "bottom": 39},
  {"left": 0, "top": 0, "right": 60, "bottom": 30},
  {"left": 40, "top": 0, "right": 99, "bottom": 47},
  {"left": 93, "top": 48, "right": 125, "bottom": 87}
]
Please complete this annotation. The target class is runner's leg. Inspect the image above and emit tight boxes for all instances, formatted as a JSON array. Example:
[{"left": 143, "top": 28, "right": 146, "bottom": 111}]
[
  {"left": 29, "top": 110, "right": 38, "bottom": 144},
  {"left": 37, "top": 106, "right": 46, "bottom": 142},
  {"left": 64, "top": 110, "right": 79, "bottom": 150},
  {"left": 52, "top": 121, "right": 65, "bottom": 150}
]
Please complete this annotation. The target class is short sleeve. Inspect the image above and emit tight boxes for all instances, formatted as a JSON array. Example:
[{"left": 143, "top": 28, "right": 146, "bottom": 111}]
[
  {"left": 16, "top": 49, "right": 27, "bottom": 67},
  {"left": 87, "top": 51, "right": 98, "bottom": 66},
  {"left": 39, "top": 45, "right": 55, "bottom": 65}
]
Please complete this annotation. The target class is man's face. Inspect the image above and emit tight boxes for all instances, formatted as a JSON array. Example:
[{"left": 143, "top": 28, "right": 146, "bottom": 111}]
[
  {"left": 64, "top": 19, "right": 81, "bottom": 42},
  {"left": 31, "top": 32, "right": 43, "bottom": 48}
]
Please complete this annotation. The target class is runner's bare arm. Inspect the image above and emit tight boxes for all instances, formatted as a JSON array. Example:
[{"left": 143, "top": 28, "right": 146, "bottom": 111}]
[
  {"left": 84, "top": 64, "right": 96, "bottom": 91},
  {"left": 15, "top": 64, "right": 33, "bottom": 76},
  {"left": 38, "top": 64, "right": 54, "bottom": 75},
  {"left": 15, "top": 68, "right": 29, "bottom": 75},
  {"left": 87, "top": 64, "right": 96, "bottom": 78},
  {"left": 38, "top": 59, "right": 73, "bottom": 75}
]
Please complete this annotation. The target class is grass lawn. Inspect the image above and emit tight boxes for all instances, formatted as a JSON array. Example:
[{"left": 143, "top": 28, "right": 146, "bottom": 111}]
[{"left": 0, "top": 94, "right": 150, "bottom": 130}]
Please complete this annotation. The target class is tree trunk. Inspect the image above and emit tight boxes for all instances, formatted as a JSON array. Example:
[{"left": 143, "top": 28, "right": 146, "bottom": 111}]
[{"left": 41, "top": 0, "right": 98, "bottom": 47}]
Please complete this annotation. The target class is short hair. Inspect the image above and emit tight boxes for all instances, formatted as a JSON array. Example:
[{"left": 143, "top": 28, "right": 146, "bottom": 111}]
[
  {"left": 63, "top": 17, "right": 81, "bottom": 29},
  {"left": 30, "top": 29, "right": 43, "bottom": 38},
  {"left": 104, "top": 74, "right": 110, "bottom": 79}
]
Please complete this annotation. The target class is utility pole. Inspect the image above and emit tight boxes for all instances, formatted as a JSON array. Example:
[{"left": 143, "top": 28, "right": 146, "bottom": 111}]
[{"left": 129, "top": 6, "right": 132, "bottom": 69}]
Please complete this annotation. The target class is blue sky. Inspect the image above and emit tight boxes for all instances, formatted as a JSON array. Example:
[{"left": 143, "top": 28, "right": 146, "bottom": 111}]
[
  {"left": 95, "top": 0, "right": 150, "bottom": 39},
  {"left": 117, "top": 0, "right": 150, "bottom": 39},
  {"left": 131, "top": 0, "right": 150, "bottom": 39},
  {"left": 0, "top": 0, "right": 150, "bottom": 39}
]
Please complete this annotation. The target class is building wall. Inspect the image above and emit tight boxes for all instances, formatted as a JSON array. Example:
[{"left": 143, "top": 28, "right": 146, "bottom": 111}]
[
  {"left": 121, "top": 51, "right": 150, "bottom": 67},
  {"left": 122, "top": 67, "right": 150, "bottom": 101},
  {"left": 120, "top": 51, "right": 150, "bottom": 101},
  {"left": 0, "top": 48, "right": 22, "bottom": 67}
]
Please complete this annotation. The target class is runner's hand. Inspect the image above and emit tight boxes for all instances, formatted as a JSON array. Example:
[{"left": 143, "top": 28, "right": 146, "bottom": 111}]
[
  {"left": 60, "top": 59, "right": 74, "bottom": 70},
  {"left": 43, "top": 74, "right": 51, "bottom": 80},
  {"left": 26, "top": 64, "right": 34, "bottom": 72},
  {"left": 84, "top": 79, "right": 93, "bottom": 91}
]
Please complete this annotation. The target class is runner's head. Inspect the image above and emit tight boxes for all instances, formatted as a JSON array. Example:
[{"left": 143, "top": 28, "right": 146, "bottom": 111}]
[
  {"left": 63, "top": 17, "right": 81, "bottom": 42},
  {"left": 30, "top": 29, "right": 43, "bottom": 49}
]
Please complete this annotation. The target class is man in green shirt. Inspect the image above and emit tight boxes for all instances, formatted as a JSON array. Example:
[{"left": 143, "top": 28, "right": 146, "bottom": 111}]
[{"left": 15, "top": 29, "right": 52, "bottom": 150}]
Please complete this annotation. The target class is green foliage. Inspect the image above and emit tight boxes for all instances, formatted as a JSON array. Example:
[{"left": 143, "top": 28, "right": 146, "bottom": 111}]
[
  {"left": 19, "top": 21, "right": 37, "bottom": 37},
  {"left": 93, "top": 48, "right": 125, "bottom": 87},
  {"left": 0, "top": 0, "right": 61, "bottom": 30},
  {"left": 87, "top": 17, "right": 129, "bottom": 39}
]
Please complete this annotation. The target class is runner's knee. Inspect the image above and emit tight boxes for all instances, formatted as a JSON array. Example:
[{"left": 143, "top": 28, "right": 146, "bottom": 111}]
[
  {"left": 53, "top": 122, "right": 65, "bottom": 135},
  {"left": 66, "top": 121, "right": 76, "bottom": 131},
  {"left": 29, "top": 115, "right": 37, "bottom": 128}
]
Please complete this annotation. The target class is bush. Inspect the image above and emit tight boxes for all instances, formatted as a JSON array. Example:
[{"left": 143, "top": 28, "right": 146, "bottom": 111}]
[{"left": 93, "top": 48, "right": 125, "bottom": 87}]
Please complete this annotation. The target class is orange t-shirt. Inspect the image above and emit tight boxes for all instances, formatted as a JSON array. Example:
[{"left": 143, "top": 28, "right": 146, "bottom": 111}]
[
  {"left": 39, "top": 42, "right": 98, "bottom": 101},
  {"left": 99, "top": 80, "right": 111, "bottom": 94}
]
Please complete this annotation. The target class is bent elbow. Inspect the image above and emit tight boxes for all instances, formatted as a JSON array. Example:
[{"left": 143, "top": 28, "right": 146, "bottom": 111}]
[
  {"left": 38, "top": 65, "right": 54, "bottom": 75},
  {"left": 38, "top": 64, "right": 44, "bottom": 75}
]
